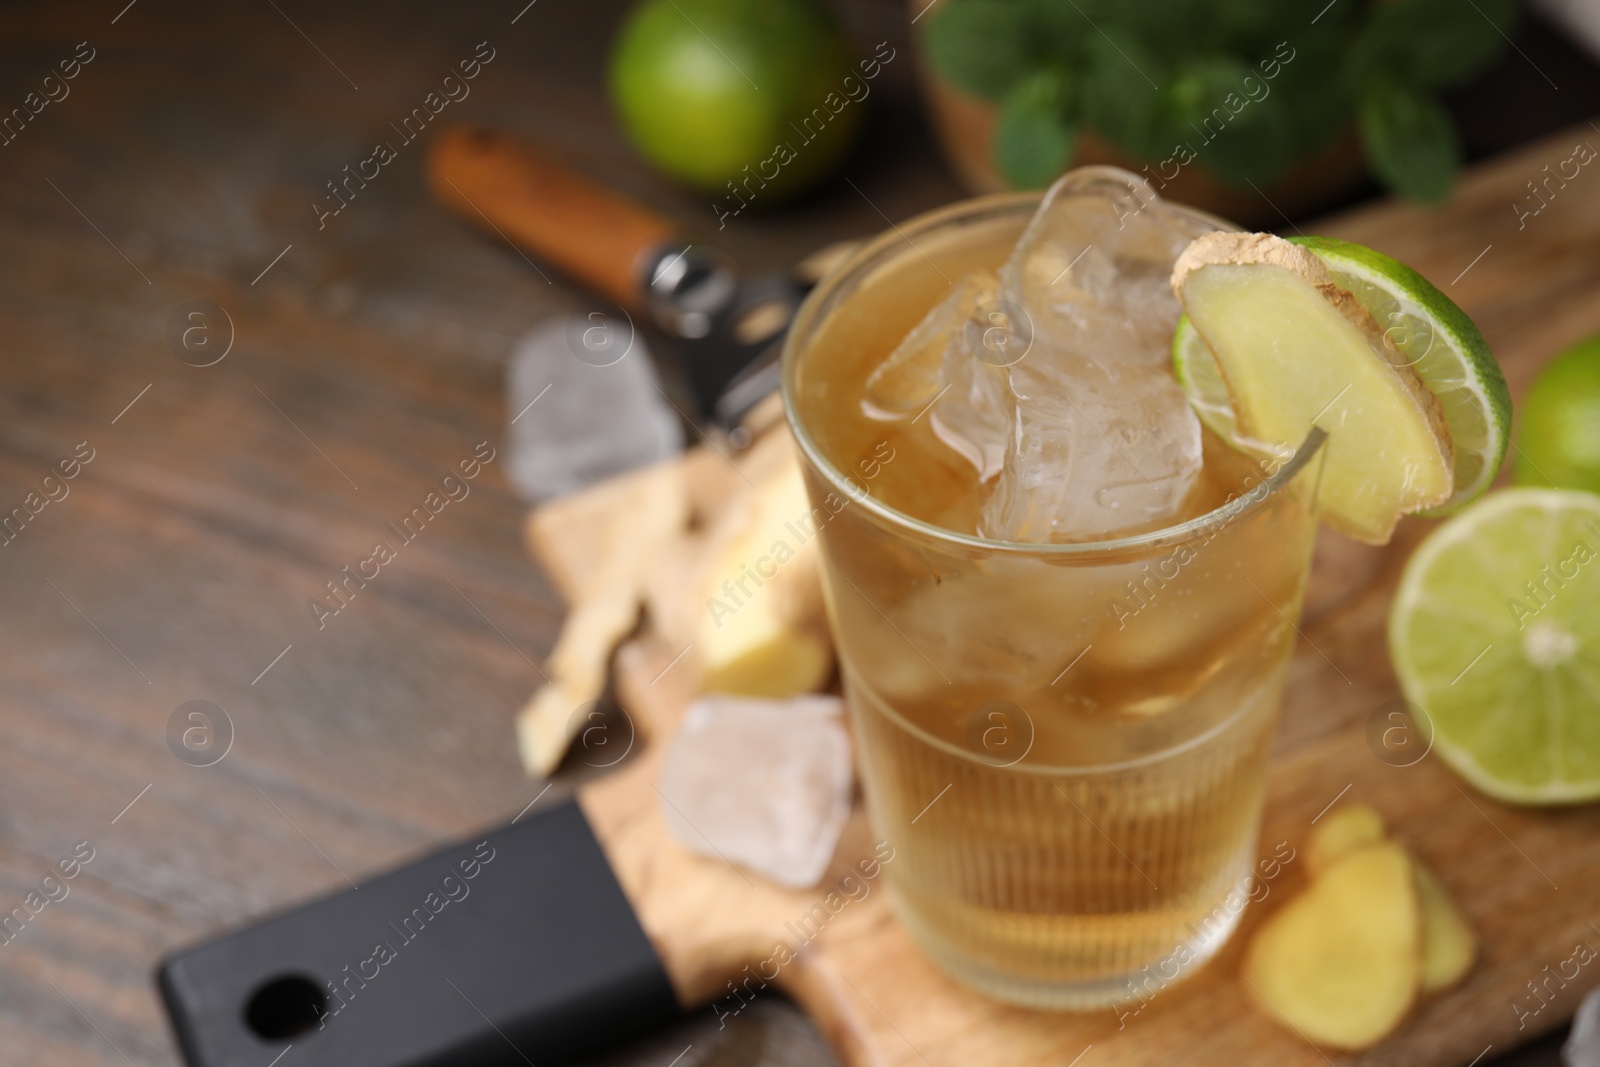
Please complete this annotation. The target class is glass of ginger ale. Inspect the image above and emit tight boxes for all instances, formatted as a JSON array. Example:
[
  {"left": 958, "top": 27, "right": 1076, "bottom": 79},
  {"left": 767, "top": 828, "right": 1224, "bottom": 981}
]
[{"left": 782, "top": 170, "right": 1324, "bottom": 1009}]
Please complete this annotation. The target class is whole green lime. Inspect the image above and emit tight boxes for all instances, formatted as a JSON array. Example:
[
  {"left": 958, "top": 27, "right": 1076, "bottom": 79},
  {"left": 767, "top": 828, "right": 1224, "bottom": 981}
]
[
  {"left": 1516, "top": 335, "right": 1600, "bottom": 494},
  {"left": 608, "top": 0, "right": 863, "bottom": 200}
]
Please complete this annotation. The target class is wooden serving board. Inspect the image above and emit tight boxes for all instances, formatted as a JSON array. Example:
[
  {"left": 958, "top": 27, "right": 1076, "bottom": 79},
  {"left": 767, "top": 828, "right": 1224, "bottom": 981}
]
[{"left": 556, "top": 123, "right": 1600, "bottom": 1067}]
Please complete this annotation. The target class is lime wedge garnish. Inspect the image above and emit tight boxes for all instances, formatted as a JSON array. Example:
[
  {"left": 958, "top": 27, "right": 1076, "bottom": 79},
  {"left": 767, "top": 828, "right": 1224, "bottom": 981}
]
[
  {"left": 1172, "top": 232, "right": 1458, "bottom": 543},
  {"left": 1389, "top": 488, "right": 1600, "bottom": 804},
  {"left": 1171, "top": 314, "right": 1237, "bottom": 441},
  {"left": 1294, "top": 236, "right": 1511, "bottom": 515},
  {"left": 1173, "top": 235, "right": 1511, "bottom": 529}
]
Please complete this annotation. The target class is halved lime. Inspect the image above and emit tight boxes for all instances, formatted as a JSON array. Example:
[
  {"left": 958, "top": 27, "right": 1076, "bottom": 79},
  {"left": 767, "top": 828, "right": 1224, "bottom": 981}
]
[
  {"left": 1172, "top": 235, "right": 1511, "bottom": 535},
  {"left": 1389, "top": 488, "right": 1600, "bottom": 804}
]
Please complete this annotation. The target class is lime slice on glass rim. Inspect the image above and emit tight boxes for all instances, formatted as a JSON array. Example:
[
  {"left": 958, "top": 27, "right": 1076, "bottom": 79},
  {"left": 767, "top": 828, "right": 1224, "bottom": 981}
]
[
  {"left": 1172, "top": 234, "right": 1511, "bottom": 542},
  {"left": 1389, "top": 489, "right": 1600, "bottom": 804}
]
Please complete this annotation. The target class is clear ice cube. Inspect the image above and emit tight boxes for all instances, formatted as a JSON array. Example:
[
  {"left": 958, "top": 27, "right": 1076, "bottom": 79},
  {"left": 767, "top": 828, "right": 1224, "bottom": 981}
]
[
  {"left": 862, "top": 271, "right": 1010, "bottom": 481},
  {"left": 863, "top": 273, "right": 987, "bottom": 419},
  {"left": 1000, "top": 167, "right": 1215, "bottom": 356},
  {"left": 980, "top": 348, "right": 1207, "bottom": 541},
  {"left": 505, "top": 317, "right": 683, "bottom": 502},
  {"left": 656, "top": 693, "right": 852, "bottom": 889},
  {"left": 978, "top": 167, "right": 1219, "bottom": 542},
  {"left": 1566, "top": 986, "right": 1600, "bottom": 1067}
]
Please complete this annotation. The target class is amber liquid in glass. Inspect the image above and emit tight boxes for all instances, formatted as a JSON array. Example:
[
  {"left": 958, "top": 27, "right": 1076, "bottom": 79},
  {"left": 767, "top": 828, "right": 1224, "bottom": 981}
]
[{"left": 788, "top": 203, "right": 1319, "bottom": 1007}]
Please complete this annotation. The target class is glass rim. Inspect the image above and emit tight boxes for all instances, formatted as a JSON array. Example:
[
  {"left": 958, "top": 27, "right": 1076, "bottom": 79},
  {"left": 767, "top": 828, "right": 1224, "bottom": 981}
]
[{"left": 780, "top": 188, "right": 1325, "bottom": 557}]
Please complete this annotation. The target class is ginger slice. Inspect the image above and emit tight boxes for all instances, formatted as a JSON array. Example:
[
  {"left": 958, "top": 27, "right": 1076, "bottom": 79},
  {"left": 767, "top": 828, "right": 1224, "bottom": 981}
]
[
  {"left": 1302, "top": 802, "right": 1477, "bottom": 993},
  {"left": 1307, "top": 803, "right": 1388, "bottom": 877},
  {"left": 1244, "top": 842, "right": 1422, "bottom": 1050},
  {"left": 1172, "top": 231, "right": 1454, "bottom": 543},
  {"left": 1415, "top": 863, "right": 1477, "bottom": 993}
]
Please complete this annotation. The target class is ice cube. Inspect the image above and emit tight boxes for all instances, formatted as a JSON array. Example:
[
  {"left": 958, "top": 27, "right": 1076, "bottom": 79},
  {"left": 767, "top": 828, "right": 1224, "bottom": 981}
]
[
  {"left": 1567, "top": 985, "right": 1600, "bottom": 1066},
  {"left": 979, "top": 167, "right": 1215, "bottom": 542},
  {"left": 864, "top": 273, "right": 987, "bottom": 418},
  {"left": 929, "top": 292, "right": 1014, "bottom": 481},
  {"left": 862, "top": 271, "right": 1010, "bottom": 481},
  {"left": 657, "top": 693, "right": 852, "bottom": 889},
  {"left": 1001, "top": 166, "right": 1216, "bottom": 360},
  {"left": 505, "top": 317, "right": 684, "bottom": 502},
  {"left": 981, "top": 349, "right": 1206, "bottom": 541}
]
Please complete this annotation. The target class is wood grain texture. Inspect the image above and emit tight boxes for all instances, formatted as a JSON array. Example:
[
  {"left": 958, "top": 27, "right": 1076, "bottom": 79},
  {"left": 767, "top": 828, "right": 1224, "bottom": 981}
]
[
  {"left": 569, "top": 119, "right": 1600, "bottom": 1067},
  {"left": 0, "top": 1, "right": 946, "bottom": 1064}
]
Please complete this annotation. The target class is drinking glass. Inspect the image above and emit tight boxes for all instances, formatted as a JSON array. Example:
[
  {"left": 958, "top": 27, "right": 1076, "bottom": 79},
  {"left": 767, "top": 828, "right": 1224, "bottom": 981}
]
[{"left": 781, "top": 193, "right": 1324, "bottom": 1009}]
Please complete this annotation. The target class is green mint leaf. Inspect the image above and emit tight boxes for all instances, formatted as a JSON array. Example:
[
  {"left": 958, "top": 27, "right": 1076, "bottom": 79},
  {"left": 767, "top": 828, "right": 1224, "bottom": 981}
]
[
  {"left": 1160, "top": 56, "right": 1257, "bottom": 132},
  {"left": 1360, "top": 80, "right": 1460, "bottom": 202},
  {"left": 994, "top": 71, "right": 1076, "bottom": 188},
  {"left": 1023, "top": 0, "right": 1092, "bottom": 60},
  {"left": 1073, "top": 0, "right": 1198, "bottom": 58},
  {"left": 1271, "top": 31, "right": 1357, "bottom": 157},
  {"left": 1351, "top": 0, "right": 1518, "bottom": 90},
  {"left": 924, "top": 0, "right": 1033, "bottom": 100},
  {"left": 1159, "top": 58, "right": 1299, "bottom": 186},
  {"left": 1079, "top": 31, "right": 1167, "bottom": 158}
]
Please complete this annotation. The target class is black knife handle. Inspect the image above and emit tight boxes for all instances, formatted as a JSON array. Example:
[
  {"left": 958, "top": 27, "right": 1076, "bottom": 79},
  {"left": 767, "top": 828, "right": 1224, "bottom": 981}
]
[{"left": 158, "top": 800, "right": 679, "bottom": 1067}]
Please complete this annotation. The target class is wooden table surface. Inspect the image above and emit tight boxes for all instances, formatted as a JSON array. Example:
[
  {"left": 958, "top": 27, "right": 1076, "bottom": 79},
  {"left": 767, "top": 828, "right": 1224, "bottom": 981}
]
[{"left": 0, "top": 1, "right": 1589, "bottom": 1065}]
